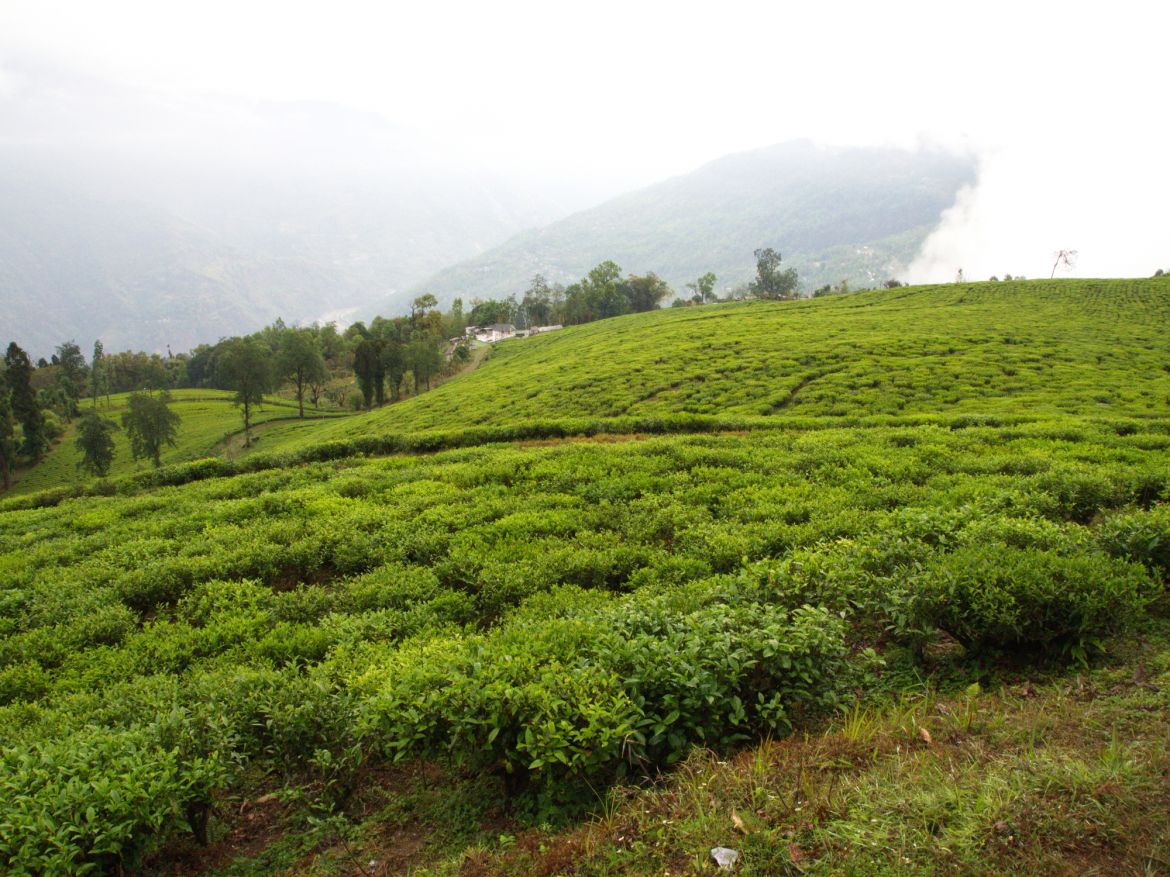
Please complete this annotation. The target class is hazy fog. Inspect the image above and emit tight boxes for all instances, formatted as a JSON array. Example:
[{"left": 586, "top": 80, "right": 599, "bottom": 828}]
[{"left": 2, "top": 0, "right": 1167, "bottom": 329}]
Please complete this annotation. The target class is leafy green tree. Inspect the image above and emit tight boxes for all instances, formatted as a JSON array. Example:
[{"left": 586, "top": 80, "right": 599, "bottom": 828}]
[
  {"left": 75, "top": 411, "right": 118, "bottom": 477},
  {"left": 4, "top": 342, "right": 47, "bottom": 460},
  {"left": 54, "top": 341, "right": 88, "bottom": 420},
  {"left": 121, "top": 391, "right": 180, "bottom": 467},
  {"left": 277, "top": 330, "right": 328, "bottom": 418},
  {"left": 353, "top": 338, "right": 382, "bottom": 409},
  {"left": 313, "top": 321, "right": 346, "bottom": 364},
  {"left": 444, "top": 297, "right": 466, "bottom": 337},
  {"left": 408, "top": 336, "right": 443, "bottom": 392},
  {"left": 0, "top": 380, "right": 15, "bottom": 489},
  {"left": 563, "top": 261, "right": 626, "bottom": 324},
  {"left": 523, "top": 275, "right": 553, "bottom": 326},
  {"left": 686, "top": 272, "right": 717, "bottom": 303},
  {"left": 749, "top": 248, "right": 799, "bottom": 300},
  {"left": 468, "top": 299, "right": 514, "bottom": 328},
  {"left": 382, "top": 338, "right": 407, "bottom": 402},
  {"left": 91, "top": 340, "right": 106, "bottom": 408},
  {"left": 410, "top": 294, "right": 444, "bottom": 337},
  {"left": 622, "top": 272, "right": 673, "bottom": 312},
  {"left": 217, "top": 339, "right": 274, "bottom": 447}
]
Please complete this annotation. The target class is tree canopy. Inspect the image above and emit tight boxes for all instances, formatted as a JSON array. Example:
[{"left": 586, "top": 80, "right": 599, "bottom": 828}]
[
  {"left": 75, "top": 411, "right": 118, "bottom": 477},
  {"left": 217, "top": 339, "right": 274, "bottom": 447},
  {"left": 121, "top": 391, "right": 181, "bottom": 467},
  {"left": 749, "top": 248, "right": 799, "bottom": 300},
  {"left": 277, "top": 329, "right": 328, "bottom": 418},
  {"left": 4, "top": 342, "right": 47, "bottom": 460}
]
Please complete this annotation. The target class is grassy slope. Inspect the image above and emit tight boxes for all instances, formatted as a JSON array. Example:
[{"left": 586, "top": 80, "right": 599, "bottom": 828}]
[
  {"left": 253, "top": 278, "right": 1170, "bottom": 457},
  {"left": 7, "top": 390, "right": 344, "bottom": 496},
  {"left": 2, "top": 278, "right": 1169, "bottom": 876}
]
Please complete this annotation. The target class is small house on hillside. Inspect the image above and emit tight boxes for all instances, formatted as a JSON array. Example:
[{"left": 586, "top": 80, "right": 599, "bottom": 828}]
[
  {"left": 472, "top": 323, "right": 515, "bottom": 343},
  {"left": 528, "top": 324, "right": 563, "bottom": 335}
]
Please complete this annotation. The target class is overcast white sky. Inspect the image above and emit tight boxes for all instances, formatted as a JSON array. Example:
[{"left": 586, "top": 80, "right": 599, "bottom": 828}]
[{"left": 2, "top": 0, "right": 1167, "bottom": 280}]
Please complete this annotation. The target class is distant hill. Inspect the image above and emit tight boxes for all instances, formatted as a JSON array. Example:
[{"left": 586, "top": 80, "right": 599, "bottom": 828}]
[{"left": 393, "top": 141, "right": 978, "bottom": 308}]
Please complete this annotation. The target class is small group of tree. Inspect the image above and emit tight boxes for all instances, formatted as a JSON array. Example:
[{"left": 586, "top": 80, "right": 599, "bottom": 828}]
[
  {"left": 1, "top": 338, "right": 190, "bottom": 485},
  {"left": 559, "top": 262, "right": 674, "bottom": 325},
  {"left": 812, "top": 280, "right": 852, "bottom": 297},
  {"left": 467, "top": 265, "right": 674, "bottom": 330},
  {"left": 348, "top": 295, "right": 450, "bottom": 409},
  {"left": 72, "top": 388, "right": 184, "bottom": 477},
  {"left": 748, "top": 248, "right": 799, "bottom": 300}
]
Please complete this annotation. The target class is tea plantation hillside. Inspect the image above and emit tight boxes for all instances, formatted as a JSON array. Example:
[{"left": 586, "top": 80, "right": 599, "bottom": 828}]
[
  {"left": 1, "top": 278, "right": 1169, "bottom": 875},
  {"left": 8, "top": 390, "right": 344, "bottom": 497},
  {"left": 252, "top": 278, "right": 1170, "bottom": 457}
]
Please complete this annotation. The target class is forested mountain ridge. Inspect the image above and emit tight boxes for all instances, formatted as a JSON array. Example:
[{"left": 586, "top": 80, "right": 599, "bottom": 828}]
[{"left": 394, "top": 140, "right": 977, "bottom": 309}]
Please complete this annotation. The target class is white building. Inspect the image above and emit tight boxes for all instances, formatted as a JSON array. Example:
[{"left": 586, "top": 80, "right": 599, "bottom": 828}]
[{"left": 471, "top": 323, "right": 515, "bottom": 343}]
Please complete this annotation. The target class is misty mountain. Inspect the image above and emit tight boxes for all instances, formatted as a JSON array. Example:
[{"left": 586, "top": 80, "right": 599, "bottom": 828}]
[
  {"left": 0, "top": 62, "right": 572, "bottom": 357},
  {"left": 393, "top": 141, "right": 977, "bottom": 308}
]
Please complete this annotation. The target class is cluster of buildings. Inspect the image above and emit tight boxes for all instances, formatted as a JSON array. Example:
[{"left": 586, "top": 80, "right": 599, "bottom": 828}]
[{"left": 465, "top": 323, "right": 563, "bottom": 343}]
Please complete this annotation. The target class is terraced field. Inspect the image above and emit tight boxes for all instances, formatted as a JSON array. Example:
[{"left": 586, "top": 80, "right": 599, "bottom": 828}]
[{"left": 1, "top": 278, "right": 1169, "bottom": 876}]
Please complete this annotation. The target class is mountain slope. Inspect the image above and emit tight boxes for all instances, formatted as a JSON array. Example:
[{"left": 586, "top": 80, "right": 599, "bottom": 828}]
[
  {"left": 274, "top": 278, "right": 1170, "bottom": 453},
  {"left": 397, "top": 141, "right": 977, "bottom": 307}
]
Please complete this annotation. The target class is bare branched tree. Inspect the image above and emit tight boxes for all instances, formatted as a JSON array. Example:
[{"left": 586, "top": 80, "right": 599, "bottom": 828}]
[{"left": 1050, "top": 249, "right": 1078, "bottom": 278}]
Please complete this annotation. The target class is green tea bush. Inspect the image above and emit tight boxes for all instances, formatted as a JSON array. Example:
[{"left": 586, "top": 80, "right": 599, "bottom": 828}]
[
  {"left": 607, "top": 602, "right": 851, "bottom": 763},
  {"left": 912, "top": 544, "right": 1157, "bottom": 657},
  {"left": 0, "top": 719, "right": 227, "bottom": 875},
  {"left": 1097, "top": 505, "right": 1170, "bottom": 583},
  {"left": 364, "top": 592, "right": 851, "bottom": 799}
]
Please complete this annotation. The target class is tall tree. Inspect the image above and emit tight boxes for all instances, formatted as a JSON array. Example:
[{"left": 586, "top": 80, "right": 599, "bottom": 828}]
[
  {"left": 622, "top": 272, "right": 673, "bottom": 312},
  {"left": 686, "top": 272, "right": 717, "bottom": 303},
  {"left": 353, "top": 338, "right": 382, "bottom": 409},
  {"left": 4, "top": 343, "right": 47, "bottom": 460},
  {"left": 91, "top": 339, "right": 105, "bottom": 408},
  {"left": 54, "top": 341, "right": 87, "bottom": 420},
  {"left": 121, "top": 391, "right": 181, "bottom": 467},
  {"left": 217, "top": 339, "right": 274, "bottom": 447},
  {"left": 749, "top": 248, "right": 799, "bottom": 300},
  {"left": 277, "top": 329, "right": 328, "bottom": 418},
  {"left": 445, "top": 297, "right": 466, "bottom": 337},
  {"left": 382, "top": 338, "right": 407, "bottom": 402},
  {"left": 75, "top": 411, "right": 118, "bottom": 477},
  {"left": 408, "top": 336, "right": 443, "bottom": 393},
  {"left": 523, "top": 275, "right": 552, "bottom": 326},
  {"left": 0, "top": 380, "right": 15, "bottom": 489}
]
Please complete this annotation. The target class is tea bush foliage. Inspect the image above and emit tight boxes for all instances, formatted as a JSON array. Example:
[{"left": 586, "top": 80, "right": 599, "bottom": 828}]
[{"left": 1, "top": 279, "right": 1169, "bottom": 872}]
